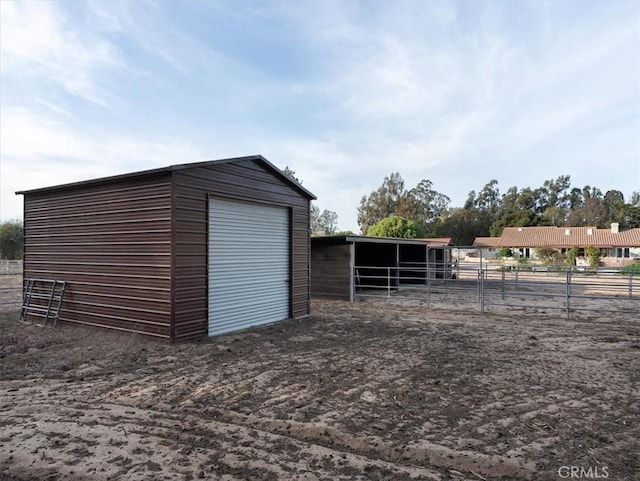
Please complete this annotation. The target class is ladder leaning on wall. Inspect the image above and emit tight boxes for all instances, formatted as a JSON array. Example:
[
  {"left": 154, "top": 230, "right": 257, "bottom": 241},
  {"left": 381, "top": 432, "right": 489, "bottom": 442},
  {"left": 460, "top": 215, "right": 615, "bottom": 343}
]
[{"left": 20, "top": 279, "right": 67, "bottom": 328}]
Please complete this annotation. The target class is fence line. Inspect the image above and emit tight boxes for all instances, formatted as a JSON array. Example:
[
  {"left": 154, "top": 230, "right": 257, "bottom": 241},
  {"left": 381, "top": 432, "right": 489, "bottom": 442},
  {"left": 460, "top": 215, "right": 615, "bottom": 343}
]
[{"left": 353, "top": 261, "right": 639, "bottom": 318}]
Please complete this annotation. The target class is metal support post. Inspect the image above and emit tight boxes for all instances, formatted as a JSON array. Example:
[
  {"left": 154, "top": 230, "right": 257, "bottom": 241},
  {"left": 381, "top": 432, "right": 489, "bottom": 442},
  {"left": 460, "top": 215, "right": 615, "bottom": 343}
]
[
  {"left": 481, "top": 268, "right": 485, "bottom": 313},
  {"left": 566, "top": 269, "right": 572, "bottom": 319}
]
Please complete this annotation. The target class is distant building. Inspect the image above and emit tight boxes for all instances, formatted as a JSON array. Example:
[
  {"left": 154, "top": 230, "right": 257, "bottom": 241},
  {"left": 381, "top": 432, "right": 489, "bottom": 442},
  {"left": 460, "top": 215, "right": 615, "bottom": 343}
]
[
  {"left": 471, "top": 237, "right": 502, "bottom": 260},
  {"left": 472, "top": 223, "right": 640, "bottom": 265}
]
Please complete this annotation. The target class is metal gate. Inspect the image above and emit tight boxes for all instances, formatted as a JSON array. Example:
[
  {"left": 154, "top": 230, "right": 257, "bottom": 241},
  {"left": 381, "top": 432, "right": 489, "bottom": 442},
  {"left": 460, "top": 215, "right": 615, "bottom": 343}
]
[
  {"left": 353, "top": 246, "right": 639, "bottom": 318},
  {"left": 208, "top": 198, "right": 290, "bottom": 337}
]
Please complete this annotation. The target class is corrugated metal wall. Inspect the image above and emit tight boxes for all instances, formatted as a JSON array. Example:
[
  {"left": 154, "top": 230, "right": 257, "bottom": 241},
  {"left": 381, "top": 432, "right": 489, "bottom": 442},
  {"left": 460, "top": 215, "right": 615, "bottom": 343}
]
[
  {"left": 22, "top": 158, "right": 311, "bottom": 341},
  {"left": 173, "top": 160, "right": 311, "bottom": 341},
  {"left": 310, "top": 243, "right": 352, "bottom": 299},
  {"left": 23, "top": 175, "right": 173, "bottom": 338}
]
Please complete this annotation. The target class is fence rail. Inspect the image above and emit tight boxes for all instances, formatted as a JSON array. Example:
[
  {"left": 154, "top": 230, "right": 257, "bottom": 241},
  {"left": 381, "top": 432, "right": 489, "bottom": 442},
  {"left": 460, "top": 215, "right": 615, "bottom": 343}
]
[
  {"left": 0, "top": 260, "right": 23, "bottom": 275},
  {"left": 0, "top": 268, "right": 23, "bottom": 308},
  {"left": 354, "top": 261, "right": 639, "bottom": 318}
]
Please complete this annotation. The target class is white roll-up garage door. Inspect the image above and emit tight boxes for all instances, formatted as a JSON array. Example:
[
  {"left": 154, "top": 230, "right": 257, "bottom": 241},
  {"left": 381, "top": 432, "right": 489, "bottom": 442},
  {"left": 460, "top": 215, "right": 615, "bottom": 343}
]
[{"left": 208, "top": 198, "right": 290, "bottom": 337}]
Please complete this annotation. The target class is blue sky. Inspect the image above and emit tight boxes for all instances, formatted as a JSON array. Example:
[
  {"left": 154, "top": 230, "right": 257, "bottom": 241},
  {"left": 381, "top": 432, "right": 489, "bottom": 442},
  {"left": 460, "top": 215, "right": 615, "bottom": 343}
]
[{"left": 1, "top": 0, "right": 639, "bottom": 232}]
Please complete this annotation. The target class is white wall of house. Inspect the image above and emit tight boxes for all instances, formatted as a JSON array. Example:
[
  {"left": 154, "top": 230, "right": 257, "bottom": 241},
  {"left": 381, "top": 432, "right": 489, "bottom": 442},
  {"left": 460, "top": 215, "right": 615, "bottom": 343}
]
[{"left": 478, "top": 247, "right": 500, "bottom": 260}]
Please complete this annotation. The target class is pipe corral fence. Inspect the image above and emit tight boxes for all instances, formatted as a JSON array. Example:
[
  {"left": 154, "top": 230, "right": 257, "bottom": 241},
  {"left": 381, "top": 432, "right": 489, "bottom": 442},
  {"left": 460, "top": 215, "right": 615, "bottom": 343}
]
[
  {"left": 354, "top": 247, "right": 639, "bottom": 318},
  {"left": 0, "top": 261, "right": 23, "bottom": 309},
  {"left": 4, "top": 255, "right": 639, "bottom": 319}
]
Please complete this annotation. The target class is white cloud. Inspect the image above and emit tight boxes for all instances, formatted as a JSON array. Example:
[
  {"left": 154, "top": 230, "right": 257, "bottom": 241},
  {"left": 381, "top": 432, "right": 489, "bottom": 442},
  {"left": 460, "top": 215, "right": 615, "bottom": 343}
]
[
  {"left": 1, "top": 0, "right": 638, "bottom": 233},
  {"left": 0, "top": 0, "right": 123, "bottom": 106},
  {"left": 0, "top": 107, "right": 205, "bottom": 220}
]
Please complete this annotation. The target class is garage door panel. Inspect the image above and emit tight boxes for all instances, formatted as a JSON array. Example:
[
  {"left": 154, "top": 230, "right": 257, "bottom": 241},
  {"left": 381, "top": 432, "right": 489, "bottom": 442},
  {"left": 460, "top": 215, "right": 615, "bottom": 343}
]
[{"left": 208, "top": 198, "right": 290, "bottom": 337}]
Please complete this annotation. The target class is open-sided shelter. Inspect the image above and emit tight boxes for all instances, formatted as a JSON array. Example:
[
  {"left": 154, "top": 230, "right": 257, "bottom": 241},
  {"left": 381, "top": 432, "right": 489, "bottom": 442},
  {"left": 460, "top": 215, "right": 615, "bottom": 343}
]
[
  {"left": 17, "top": 155, "right": 315, "bottom": 340},
  {"left": 311, "top": 235, "right": 453, "bottom": 300}
]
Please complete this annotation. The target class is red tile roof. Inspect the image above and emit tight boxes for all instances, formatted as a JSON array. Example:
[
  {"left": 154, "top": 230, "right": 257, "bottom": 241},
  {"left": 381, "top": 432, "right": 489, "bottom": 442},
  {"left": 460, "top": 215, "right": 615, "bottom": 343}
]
[
  {"left": 472, "top": 237, "right": 502, "bottom": 248},
  {"left": 474, "top": 226, "right": 640, "bottom": 248}
]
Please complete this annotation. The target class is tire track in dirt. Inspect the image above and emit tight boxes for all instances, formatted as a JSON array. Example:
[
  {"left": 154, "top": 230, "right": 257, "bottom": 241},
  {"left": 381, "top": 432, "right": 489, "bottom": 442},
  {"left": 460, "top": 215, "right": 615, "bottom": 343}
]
[
  {"left": 2, "top": 300, "right": 639, "bottom": 480},
  {"left": 1, "top": 380, "right": 454, "bottom": 481}
]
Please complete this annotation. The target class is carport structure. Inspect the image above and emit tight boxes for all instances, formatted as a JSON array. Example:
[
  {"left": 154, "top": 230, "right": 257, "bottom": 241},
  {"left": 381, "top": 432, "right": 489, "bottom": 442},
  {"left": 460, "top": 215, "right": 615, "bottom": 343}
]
[
  {"left": 310, "top": 235, "right": 453, "bottom": 300},
  {"left": 17, "top": 155, "right": 315, "bottom": 340}
]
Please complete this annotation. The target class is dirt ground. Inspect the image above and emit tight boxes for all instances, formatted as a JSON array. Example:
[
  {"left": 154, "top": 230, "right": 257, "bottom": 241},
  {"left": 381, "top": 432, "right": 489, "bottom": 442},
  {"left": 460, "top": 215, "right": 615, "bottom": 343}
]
[{"left": 1, "top": 286, "right": 639, "bottom": 480}]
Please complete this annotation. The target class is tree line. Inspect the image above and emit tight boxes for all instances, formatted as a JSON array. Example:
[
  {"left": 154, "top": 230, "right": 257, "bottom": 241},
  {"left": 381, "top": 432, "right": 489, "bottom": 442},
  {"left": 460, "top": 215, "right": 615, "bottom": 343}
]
[
  {"left": 356, "top": 173, "right": 640, "bottom": 245},
  {"left": 2, "top": 171, "right": 637, "bottom": 259}
]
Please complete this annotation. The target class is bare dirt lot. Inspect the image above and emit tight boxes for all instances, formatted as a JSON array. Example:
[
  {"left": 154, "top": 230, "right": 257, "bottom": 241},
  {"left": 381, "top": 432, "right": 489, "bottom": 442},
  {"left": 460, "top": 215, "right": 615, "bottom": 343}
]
[{"left": 1, "top": 292, "right": 639, "bottom": 480}]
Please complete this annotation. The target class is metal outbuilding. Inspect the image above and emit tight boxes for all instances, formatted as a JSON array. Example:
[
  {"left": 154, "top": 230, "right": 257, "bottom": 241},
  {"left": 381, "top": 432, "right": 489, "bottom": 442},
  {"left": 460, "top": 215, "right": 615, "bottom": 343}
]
[
  {"left": 311, "top": 235, "right": 453, "bottom": 300},
  {"left": 16, "top": 155, "right": 315, "bottom": 340}
]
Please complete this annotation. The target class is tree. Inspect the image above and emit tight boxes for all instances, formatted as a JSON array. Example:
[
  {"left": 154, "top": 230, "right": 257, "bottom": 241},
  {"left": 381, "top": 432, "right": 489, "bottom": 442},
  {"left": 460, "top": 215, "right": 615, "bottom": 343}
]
[
  {"left": 538, "top": 175, "right": 571, "bottom": 225},
  {"left": 622, "top": 204, "right": 640, "bottom": 228},
  {"left": 459, "top": 180, "right": 501, "bottom": 240},
  {"left": 357, "top": 173, "right": 407, "bottom": 233},
  {"left": 282, "top": 169, "right": 340, "bottom": 236},
  {"left": 366, "top": 216, "right": 425, "bottom": 239},
  {"left": 474, "top": 179, "right": 501, "bottom": 214},
  {"left": 0, "top": 220, "right": 24, "bottom": 260},
  {"left": 566, "top": 186, "right": 608, "bottom": 227},
  {"left": 603, "top": 190, "right": 625, "bottom": 223},
  {"left": 431, "top": 207, "right": 485, "bottom": 246},
  {"left": 408, "top": 179, "right": 451, "bottom": 230},
  {"left": 282, "top": 166, "right": 301, "bottom": 183},
  {"left": 622, "top": 191, "right": 640, "bottom": 228},
  {"left": 310, "top": 203, "right": 338, "bottom": 235},
  {"left": 357, "top": 173, "right": 449, "bottom": 234},
  {"left": 490, "top": 186, "right": 541, "bottom": 236}
]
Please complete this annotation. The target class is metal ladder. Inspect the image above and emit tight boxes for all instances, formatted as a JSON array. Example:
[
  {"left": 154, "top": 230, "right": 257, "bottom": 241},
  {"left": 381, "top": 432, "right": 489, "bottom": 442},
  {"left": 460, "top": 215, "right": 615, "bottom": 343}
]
[{"left": 20, "top": 279, "right": 67, "bottom": 328}]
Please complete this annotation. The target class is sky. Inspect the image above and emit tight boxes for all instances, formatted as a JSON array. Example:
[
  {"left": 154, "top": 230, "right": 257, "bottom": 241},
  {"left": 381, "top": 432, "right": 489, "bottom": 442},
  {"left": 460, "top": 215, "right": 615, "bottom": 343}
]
[{"left": 1, "top": 0, "right": 639, "bottom": 232}]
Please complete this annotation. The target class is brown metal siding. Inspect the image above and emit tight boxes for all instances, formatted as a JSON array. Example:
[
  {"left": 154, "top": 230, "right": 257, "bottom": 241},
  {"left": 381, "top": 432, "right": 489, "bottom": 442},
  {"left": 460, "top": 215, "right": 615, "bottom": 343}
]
[
  {"left": 172, "top": 160, "right": 311, "bottom": 340},
  {"left": 23, "top": 175, "right": 173, "bottom": 338},
  {"left": 310, "top": 244, "right": 351, "bottom": 299}
]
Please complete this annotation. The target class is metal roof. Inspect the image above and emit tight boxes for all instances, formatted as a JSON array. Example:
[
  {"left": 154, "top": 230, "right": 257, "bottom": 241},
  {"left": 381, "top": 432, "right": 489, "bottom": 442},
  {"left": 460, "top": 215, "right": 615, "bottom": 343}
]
[
  {"left": 16, "top": 155, "right": 316, "bottom": 200},
  {"left": 311, "top": 235, "right": 448, "bottom": 246}
]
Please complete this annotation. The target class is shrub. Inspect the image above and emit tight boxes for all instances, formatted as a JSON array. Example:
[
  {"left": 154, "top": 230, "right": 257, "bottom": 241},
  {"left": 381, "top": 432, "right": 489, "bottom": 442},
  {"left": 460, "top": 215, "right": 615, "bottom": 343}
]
[
  {"left": 585, "top": 245, "right": 601, "bottom": 267},
  {"left": 566, "top": 246, "right": 578, "bottom": 266},
  {"left": 498, "top": 247, "right": 513, "bottom": 258},
  {"left": 620, "top": 262, "right": 640, "bottom": 276},
  {"left": 517, "top": 258, "right": 533, "bottom": 271},
  {"left": 535, "top": 246, "right": 564, "bottom": 264}
]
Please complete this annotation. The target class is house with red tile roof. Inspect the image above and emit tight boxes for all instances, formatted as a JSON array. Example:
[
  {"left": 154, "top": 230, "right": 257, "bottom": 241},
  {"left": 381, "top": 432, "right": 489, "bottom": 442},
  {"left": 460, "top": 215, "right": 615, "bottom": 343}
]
[
  {"left": 473, "top": 223, "right": 640, "bottom": 265},
  {"left": 471, "top": 237, "right": 502, "bottom": 259}
]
